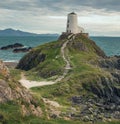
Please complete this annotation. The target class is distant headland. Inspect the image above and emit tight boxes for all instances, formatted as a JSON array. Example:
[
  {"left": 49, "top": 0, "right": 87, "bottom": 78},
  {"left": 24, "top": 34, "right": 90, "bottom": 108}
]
[{"left": 0, "top": 28, "right": 59, "bottom": 36}]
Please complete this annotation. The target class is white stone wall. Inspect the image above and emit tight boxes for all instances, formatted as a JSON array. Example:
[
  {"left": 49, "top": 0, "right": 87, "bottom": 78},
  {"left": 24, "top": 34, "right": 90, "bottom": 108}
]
[{"left": 78, "top": 26, "right": 84, "bottom": 33}]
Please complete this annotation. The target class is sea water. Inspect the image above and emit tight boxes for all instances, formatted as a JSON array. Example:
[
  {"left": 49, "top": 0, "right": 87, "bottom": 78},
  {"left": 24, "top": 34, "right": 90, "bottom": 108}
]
[
  {"left": 0, "top": 36, "right": 120, "bottom": 62},
  {"left": 0, "top": 36, "right": 58, "bottom": 62},
  {"left": 91, "top": 37, "right": 120, "bottom": 56}
]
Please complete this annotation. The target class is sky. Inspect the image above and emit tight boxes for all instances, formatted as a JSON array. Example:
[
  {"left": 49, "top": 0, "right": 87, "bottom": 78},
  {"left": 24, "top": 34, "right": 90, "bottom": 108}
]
[{"left": 0, "top": 0, "right": 120, "bottom": 36}]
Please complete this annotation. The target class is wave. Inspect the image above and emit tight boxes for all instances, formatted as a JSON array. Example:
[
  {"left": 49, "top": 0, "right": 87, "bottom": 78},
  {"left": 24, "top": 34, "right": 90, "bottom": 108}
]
[{"left": 3, "top": 60, "right": 19, "bottom": 63}]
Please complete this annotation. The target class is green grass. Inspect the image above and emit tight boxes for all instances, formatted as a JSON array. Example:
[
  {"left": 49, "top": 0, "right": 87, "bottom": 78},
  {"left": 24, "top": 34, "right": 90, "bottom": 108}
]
[
  {"left": 0, "top": 101, "right": 119, "bottom": 124},
  {"left": 0, "top": 101, "right": 22, "bottom": 123},
  {"left": 17, "top": 40, "right": 66, "bottom": 79},
  {"left": 0, "top": 74, "right": 4, "bottom": 79},
  {"left": 10, "top": 68, "right": 21, "bottom": 80},
  {"left": 25, "top": 71, "right": 46, "bottom": 81},
  {"left": 0, "top": 101, "right": 81, "bottom": 124},
  {"left": 97, "top": 121, "right": 120, "bottom": 124},
  {"left": 33, "top": 40, "right": 65, "bottom": 78},
  {"left": 0, "top": 100, "right": 88, "bottom": 124},
  {"left": 21, "top": 118, "right": 89, "bottom": 124}
]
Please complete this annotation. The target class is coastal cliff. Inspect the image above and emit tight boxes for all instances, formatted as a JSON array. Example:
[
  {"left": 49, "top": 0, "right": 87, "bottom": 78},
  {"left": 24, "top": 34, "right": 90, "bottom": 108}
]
[
  {"left": 16, "top": 33, "right": 120, "bottom": 123},
  {"left": 0, "top": 60, "right": 42, "bottom": 123}
]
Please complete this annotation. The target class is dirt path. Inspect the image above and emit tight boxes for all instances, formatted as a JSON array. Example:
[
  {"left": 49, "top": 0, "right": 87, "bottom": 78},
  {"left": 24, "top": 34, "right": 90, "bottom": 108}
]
[
  {"left": 55, "top": 34, "right": 74, "bottom": 82},
  {"left": 19, "top": 73, "right": 55, "bottom": 89},
  {"left": 19, "top": 34, "right": 75, "bottom": 89}
]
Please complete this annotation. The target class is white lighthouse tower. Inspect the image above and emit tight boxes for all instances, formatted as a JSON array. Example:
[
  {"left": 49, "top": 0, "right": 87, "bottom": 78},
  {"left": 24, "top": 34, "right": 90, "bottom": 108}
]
[{"left": 66, "top": 12, "right": 84, "bottom": 34}]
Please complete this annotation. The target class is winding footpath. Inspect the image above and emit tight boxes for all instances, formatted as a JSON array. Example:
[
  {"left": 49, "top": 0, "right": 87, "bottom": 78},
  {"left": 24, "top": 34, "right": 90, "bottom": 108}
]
[
  {"left": 19, "top": 73, "right": 55, "bottom": 89},
  {"left": 19, "top": 34, "right": 75, "bottom": 89},
  {"left": 55, "top": 34, "right": 74, "bottom": 82}
]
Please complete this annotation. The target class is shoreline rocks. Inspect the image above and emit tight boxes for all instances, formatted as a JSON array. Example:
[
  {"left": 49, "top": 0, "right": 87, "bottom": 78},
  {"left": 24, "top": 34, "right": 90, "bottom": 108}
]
[
  {"left": 13, "top": 47, "right": 32, "bottom": 53},
  {"left": 0, "top": 43, "right": 24, "bottom": 50},
  {"left": 0, "top": 43, "right": 32, "bottom": 53}
]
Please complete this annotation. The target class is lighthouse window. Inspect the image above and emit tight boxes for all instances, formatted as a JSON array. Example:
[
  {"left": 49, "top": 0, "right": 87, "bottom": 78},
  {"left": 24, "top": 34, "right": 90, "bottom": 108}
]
[{"left": 67, "top": 24, "right": 69, "bottom": 28}]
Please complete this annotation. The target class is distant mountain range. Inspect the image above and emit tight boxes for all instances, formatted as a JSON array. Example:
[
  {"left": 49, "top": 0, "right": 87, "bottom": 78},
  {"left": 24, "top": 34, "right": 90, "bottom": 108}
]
[{"left": 0, "top": 28, "right": 59, "bottom": 36}]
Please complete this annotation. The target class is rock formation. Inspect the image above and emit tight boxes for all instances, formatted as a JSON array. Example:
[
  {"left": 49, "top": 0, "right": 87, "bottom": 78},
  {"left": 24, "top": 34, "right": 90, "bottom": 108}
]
[
  {"left": 13, "top": 47, "right": 32, "bottom": 53},
  {"left": 0, "top": 43, "right": 24, "bottom": 50},
  {"left": 0, "top": 60, "right": 42, "bottom": 122}
]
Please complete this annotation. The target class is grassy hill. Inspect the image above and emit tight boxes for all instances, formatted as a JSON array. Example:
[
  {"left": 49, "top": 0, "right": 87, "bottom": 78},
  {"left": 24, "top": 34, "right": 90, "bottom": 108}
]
[{"left": 16, "top": 33, "right": 120, "bottom": 123}]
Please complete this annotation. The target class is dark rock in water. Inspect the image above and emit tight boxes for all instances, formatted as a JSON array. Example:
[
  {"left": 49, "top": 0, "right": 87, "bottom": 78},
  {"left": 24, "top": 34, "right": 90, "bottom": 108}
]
[
  {"left": 0, "top": 43, "right": 24, "bottom": 50},
  {"left": 13, "top": 47, "right": 32, "bottom": 53}
]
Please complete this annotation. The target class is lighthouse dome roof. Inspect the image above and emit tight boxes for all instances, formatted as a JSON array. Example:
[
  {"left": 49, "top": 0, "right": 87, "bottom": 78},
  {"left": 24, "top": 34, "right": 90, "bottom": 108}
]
[{"left": 69, "top": 12, "right": 76, "bottom": 15}]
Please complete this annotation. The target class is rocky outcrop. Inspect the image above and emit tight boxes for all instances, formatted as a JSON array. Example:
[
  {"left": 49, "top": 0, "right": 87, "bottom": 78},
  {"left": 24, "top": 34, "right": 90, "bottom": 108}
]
[
  {"left": 13, "top": 47, "right": 32, "bottom": 53},
  {"left": 69, "top": 73, "right": 120, "bottom": 122},
  {"left": 71, "top": 95, "right": 120, "bottom": 122},
  {"left": 71, "top": 58, "right": 120, "bottom": 122},
  {"left": 0, "top": 43, "right": 32, "bottom": 53},
  {"left": 0, "top": 43, "right": 23, "bottom": 50},
  {"left": 98, "top": 56, "right": 120, "bottom": 69},
  {"left": 16, "top": 51, "right": 46, "bottom": 71},
  {"left": 0, "top": 60, "right": 42, "bottom": 117}
]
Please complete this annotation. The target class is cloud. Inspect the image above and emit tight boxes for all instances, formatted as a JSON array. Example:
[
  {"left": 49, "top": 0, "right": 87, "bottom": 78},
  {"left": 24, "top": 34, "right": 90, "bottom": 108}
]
[
  {"left": 0, "top": 0, "right": 120, "bottom": 14},
  {"left": 0, "top": 0, "right": 119, "bottom": 36}
]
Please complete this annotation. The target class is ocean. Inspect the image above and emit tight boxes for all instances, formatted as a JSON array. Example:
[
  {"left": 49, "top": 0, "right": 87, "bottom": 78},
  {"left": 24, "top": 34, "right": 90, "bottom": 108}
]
[
  {"left": 0, "top": 36, "right": 120, "bottom": 62},
  {"left": 0, "top": 36, "right": 59, "bottom": 62}
]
